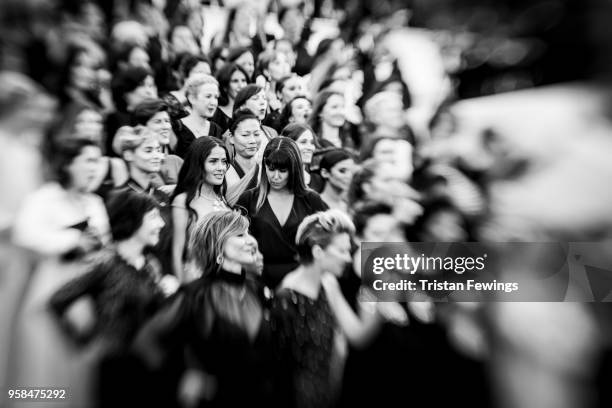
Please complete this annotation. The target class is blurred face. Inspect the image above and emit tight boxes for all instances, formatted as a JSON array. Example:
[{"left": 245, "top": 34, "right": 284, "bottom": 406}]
[
  {"left": 74, "top": 109, "right": 104, "bottom": 142},
  {"left": 231, "top": 119, "right": 262, "bottom": 159},
  {"left": 295, "top": 130, "right": 315, "bottom": 164},
  {"left": 319, "top": 233, "right": 352, "bottom": 276},
  {"left": 128, "top": 47, "right": 150, "bottom": 70},
  {"left": 280, "top": 76, "right": 304, "bottom": 104},
  {"left": 373, "top": 95, "right": 404, "bottom": 129},
  {"left": 228, "top": 70, "right": 248, "bottom": 100},
  {"left": 320, "top": 94, "right": 345, "bottom": 128},
  {"left": 266, "top": 165, "right": 289, "bottom": 191},
  {"left": 67, "top": 145, "right": 101, "bottom": 192},
  {"left": 135, "top": 208, "right": 165, "bottom": 247},
  {"left": 223, "top": 229, "right": 258, "bottom": 267},
  {"left": 245, "top": 90, "right": 268, "bottom": 120},
  {"left": 188, "top": 61, "right": 212, "bottom": 77},
  {"left": 372, "top": 139, "right": 413, "bottom": 181},
  {"left": 193, "top": 83, "right": 219, "bottom": 118},
  {"left": 126, "top": 76, "right": 157, "bottom": 110},
  {"left": 324, "top": 158, "right": 355, "bottom": 193},
  {"left": 266, "top": 53, "right": 291, "bottom": 82},
  {"left": 127, "top": 138, "right": 163, "bottom": 174},
  {"left": 280, "top": 7, "right": 305, "bottom": 44},
  {"left": 290, "top": 97, "right": 311, "bottom": 124},
  {"left": 426, "top": 210, "right": 467, "bottom": 242},
  {"left": 146, "top": 111, "right": 172, "bottom": 145},
  {"left": 276, "top": 39, "right": 296, "bottom": 68},
  {"left": 214, "top": 48, "right": 229, "bottom": 72},
  {"left": 235, "top": 52, "right": 255, "bottom": 79},
  {"left": 71, "top": 64, "right": 98, "bottom": 91},
  {"left": 204, "top": 146, "right": 228, "bottom": 186},
  {"left": 362, "top": 214, "right": 405, "bottom": 242},
  {"left": 365, "top": 162, "right": 411, "bottom": 204}
]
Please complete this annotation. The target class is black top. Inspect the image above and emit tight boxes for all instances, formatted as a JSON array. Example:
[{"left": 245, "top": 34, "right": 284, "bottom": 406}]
[
  {"left": 49, "top": 249, "right": 165, "bottom": 352},
  {"left": 134, "top": 268, "right": 278, "bottom": 407},
  {"left": 272, "top": 287, "right": 337, "bottom": 408},
  {"left": 211, "top": 108, "right": 231, "bottom": 133},
  {"left": 174, "top": 120, "right": 224, "bottom": 158},
  {"left": 236, "top": 189, "right": 328, "bottom": 289}
]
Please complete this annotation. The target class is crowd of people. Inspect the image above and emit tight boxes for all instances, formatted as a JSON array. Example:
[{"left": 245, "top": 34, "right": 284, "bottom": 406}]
[{"left": 1, "top": 1, "right": 612, "bottom": 408}]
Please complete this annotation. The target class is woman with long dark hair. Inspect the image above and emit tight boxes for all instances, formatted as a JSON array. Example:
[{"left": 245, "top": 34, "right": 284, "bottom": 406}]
[
  {"left": 212, "top": 63, "right": 249, "bottom": 132},
  {"left": 171, "top": 136, "right": 231, "bottom": 282},
  {"left": 237, "top": 137, "right": 328, "bottom": 289}
]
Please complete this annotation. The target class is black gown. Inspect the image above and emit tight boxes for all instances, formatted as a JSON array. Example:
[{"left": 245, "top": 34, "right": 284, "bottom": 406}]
[
  {"left": 133, "top": 268, "right": 278, "bottom": 408},
  {"left": 272, "top": 287, "right": 338, "bottom": 408},
  {"left": 237, "top": 189, "right": 329, "bottom": 289},
  {"left": 174, "top": 120, "right": 224, "bottom": 158}
]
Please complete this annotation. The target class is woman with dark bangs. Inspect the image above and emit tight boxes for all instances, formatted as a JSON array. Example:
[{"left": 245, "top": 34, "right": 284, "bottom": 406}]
[
  {"left": 212, "top": 63, "right": 250, "bottom": 132},
  {"left": 237, "top": 137, "right": 328, "bottom": 289}
]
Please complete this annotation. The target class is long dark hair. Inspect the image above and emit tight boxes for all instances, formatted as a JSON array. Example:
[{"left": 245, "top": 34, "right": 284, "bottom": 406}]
[
  {"left": 255, "top": 136, "right": 308, "bottom": 212},
  {"left": 171, "top": 136, "right": 230, "bottom": 226},
  {"left": 309, "top": 89, "right": 343, "bottom": 139},
  {"left": 216, "top": 63, "right": 250, "bottom": 106}
]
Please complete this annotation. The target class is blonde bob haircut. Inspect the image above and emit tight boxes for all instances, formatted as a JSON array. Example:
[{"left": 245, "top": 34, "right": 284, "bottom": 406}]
[
  {"left": 295, "top": 209, "right": 355, "bottom": 264},
  {"left": 188, "top": 209, "right": 249, "bottom": 276},
  {"left": 185, "top": 73, "right": 219, "bottom": 104},
  {"left": 112, "top": 125, "right": 160, "bottom": 156}
]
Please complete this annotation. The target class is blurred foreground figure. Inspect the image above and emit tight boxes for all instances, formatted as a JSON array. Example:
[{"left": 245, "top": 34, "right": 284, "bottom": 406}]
[{"left": 0, "top": 71, "right": 56, "bottom": 407}]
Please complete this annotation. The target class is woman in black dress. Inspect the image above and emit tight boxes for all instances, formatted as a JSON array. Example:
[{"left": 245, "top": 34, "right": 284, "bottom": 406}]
[
  {"left": 237, "top": 136, "right": 329, "bottom": 289},
  {"left": 212, "top": 63, "right": 249, "bottom": 132},
  {"left": 174, "top": 74, "right": 224, "bottom": 157},
  {"left": 133, "top": 210, "right": 277, "bottom": 407}
]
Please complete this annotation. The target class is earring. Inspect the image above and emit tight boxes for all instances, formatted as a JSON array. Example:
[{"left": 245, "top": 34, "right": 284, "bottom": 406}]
[{"left": 216, "top": 254, "right": 224, "bottom": 265}]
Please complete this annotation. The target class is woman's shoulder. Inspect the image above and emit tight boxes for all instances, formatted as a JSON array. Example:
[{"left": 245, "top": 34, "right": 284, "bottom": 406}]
[{"left": 171, "top": 192, "right": 187, "bottom": 208}]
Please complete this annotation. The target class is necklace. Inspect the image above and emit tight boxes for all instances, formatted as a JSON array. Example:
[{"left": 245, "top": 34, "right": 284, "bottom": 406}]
[{"left": 199, "top": 193, "right": 228, "bottom": 211}]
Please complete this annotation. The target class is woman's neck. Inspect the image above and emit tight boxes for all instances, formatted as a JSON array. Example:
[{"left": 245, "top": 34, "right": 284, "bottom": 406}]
[
  {"left": 234, "top": 154, "right": 256, "bottom": 171},
  {"left": 129, "top": 166, "right": 152, "bottom": 189},
  {"left": 116, "top": 238, "right": 146, "bottom": 269},
  {"left": 188, "top": 112, "right": 210, "bottom": 127},
  {"left": 321, "top": 122, "right": 341, "bottom": 147},
  {"left": 321, "top": 182, "right": 345, "bottom": 203},
  {"left": 199, "top": 182, "right": 217, "bottom": 198},
  {"left": 221, "top": 259, "right": 242, "bottom": 274}
]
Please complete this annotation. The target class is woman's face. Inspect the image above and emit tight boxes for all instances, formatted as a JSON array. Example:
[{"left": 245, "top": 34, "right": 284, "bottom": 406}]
[
  {"left": 71, "top": 64, "right": 98, "bottom": 91},
  {"left": 146, "top": 111, "right": 172, "bottom": 145},
  {"left": 295, "top": 130, "right": 315, "bottom": 165},
  {"left": 320, "top": 232, "right": 352, "bottom": 276},
  {"left": 266, "top": 165, "right": 290, "bottom": 191},
  {"left": 228, "top": 70, "right": 248, "bottom": 100},
  {"left": 135, "top": 208, "right": 165, "bottom": 247},
  {"left": 204, "top": 146, "right": 228, "bottom": 186},
  {"left": 223, "top": 229, "right": 258, "bottom": 267},
  {"left": 231, "top": 119, "right": 262, "bottom": 159},
  {"left": 126, "top": 75, "right": 158, "bottom": 110},
  {"left": 192, "top": 83, "right": 219, "bottom": 118},
  {"left": 267, "top": 53, "right": 291, "bottom": 83},
  {"left": 365, "top": 162, "right": 411, "bottom": 204},
  {"left": 371, "top": 139, "right": 413, "bottom": 181},
  {"left": 235, "top": 52, "right": 255, "bottom": 79},
  {"left": 127, "top": 138, "right": 163, "bottom": 174},
  {"left": 320, "top": 94, "right": 345, "bottom": 128},
  {"left": 290, "top": 97, "right": 312, "bottom": 124},
  {"left": 74, "top": 109, "right": 104, "bottom": 142},
  {"left": 281, "top": 76, "right": 304, "bottom": 104},
  {"left": 245, "top": 90, "right": 268, "bottom": 120},
  {"left": 67, "top": 145, "right": 102, "bottom": 192},
  {"left": 362, "top": 213, "right": 405, "bottom": 242},
  {"left": 172, "top": 26, "right": 199, "bottom": 55},
  {"left": 128, "top": 47, "right": 151, "bottom": 70},
  {"left": 325, "top": 158, "right": 355, "bottom": 193}
]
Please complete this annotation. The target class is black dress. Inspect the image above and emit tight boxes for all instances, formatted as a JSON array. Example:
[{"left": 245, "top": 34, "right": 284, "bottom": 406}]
[
  {"left": 174, "top": 120, "right": 224, "bottom": 158},
  {"left": 236, "top": 189, "right": 329, "bottom": 289},
  {"left": 133, "top": 268, "right": 278, "bottom": 408},
  {"left": 272, "top": 287, "right": 338, "bottom": 408},
  {"left": 211, "top": 108, "right": 231, "bottom": 133}
]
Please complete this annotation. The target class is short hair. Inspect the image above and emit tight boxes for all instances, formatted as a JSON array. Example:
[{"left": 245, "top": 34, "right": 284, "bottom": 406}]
[
  {"left": 233, "top": 84, "right": 264, "bottom": 114},
  {"left": 189, "top": 210, "right": 250, "bottom": 277},
  {"left": 352, "top": 201, "right": 394, "bottom": 237},
  {"left": 184, "top": 73, "right": 219, "bottom": 105},
  {"left": 51, "top": 138, "right": 100, "bottom": 188},
  {"left": 216, "top": 63, "right": 250, "bottom": 106},
  {"left": 111, "top": 66, "right": 153, "bottom": 112},
  {"left": 131, "top": 98, "right": 169, "bottom": 126},
  {"left": 113, "top": 125, "right": 160, "bottom": 156},
  {"left": 295, "top": 209, "right": 355, "bottom": 264},
  {"left": 107, "top": 189, "right": 160, "bottom": 241}
]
